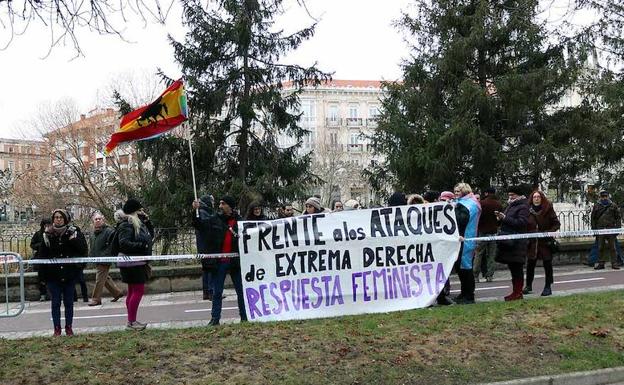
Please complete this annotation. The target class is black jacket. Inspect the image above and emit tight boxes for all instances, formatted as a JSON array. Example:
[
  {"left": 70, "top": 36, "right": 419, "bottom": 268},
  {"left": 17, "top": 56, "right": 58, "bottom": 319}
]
[
  {"left": 37, "top": 226, "right": 88, "bottom": 282},
  {"left": 496, "top": 198, "right": 529, "bottom": 264},
  {"left": 89, "top": 225, "right": 116, "bottom": 265},
  {"left": 117, "top": 221, "right": 153, "bottom": 256},
  {"left": 192, "top": 211, "right": 242, "bottom": 269}
]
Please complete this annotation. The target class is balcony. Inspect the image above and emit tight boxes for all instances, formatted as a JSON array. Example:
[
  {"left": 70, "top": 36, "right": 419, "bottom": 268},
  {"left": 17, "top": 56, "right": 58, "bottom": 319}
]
[
  {"left": 347, "top": 143, "right": 364, "bottom": 153},
  {"left": 366, "top": 117, "right": 379, "bottom": 127},
  {"left": 325, "top": 117, "right": 341, "bottom": 127},
  {"left": 346, "top": 117, "right": 363, "bottom": 127}
]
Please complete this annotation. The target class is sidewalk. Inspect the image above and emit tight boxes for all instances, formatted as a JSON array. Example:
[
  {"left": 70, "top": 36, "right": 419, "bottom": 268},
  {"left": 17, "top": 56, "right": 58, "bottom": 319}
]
[{"left": 479, "top": 366, "right": 624, "bottom": 385}]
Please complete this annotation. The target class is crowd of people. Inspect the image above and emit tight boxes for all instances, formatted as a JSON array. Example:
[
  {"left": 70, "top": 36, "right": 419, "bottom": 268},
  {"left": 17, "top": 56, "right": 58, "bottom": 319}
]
[{"left": 30, "top": 186, "right": 622, "bottom": 336}]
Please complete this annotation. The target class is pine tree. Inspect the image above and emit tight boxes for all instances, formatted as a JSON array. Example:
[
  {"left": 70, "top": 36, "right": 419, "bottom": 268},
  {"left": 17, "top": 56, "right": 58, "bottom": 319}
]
[
  {"left": 369, "top": 0, "right": 591, "bottom": 193},
  {"left": 166, "top": 0, "right": 330, "bottom": 213}
]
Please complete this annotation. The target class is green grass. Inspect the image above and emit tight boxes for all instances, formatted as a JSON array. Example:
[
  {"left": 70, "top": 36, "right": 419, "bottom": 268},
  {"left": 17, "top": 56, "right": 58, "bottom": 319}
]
[{"left": 1, "top": 291, "right": 624, "bottom": 385}]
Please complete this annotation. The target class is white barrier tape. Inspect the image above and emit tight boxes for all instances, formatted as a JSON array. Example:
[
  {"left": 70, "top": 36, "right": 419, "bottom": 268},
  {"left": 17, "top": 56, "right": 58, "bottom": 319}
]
[
  {"left": 0, "top": 252, "right": 240, "bottom": 265},
  {"left": 1, "top": 228, "right": 622, "bottom": 265},
  {"left": 466, "top": 227, "right": 624, "bottom": 242}
]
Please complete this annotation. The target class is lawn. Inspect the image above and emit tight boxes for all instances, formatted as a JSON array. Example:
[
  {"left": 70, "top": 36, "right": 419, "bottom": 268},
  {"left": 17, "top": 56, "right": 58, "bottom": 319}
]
[{"left": 1, "top": 290, "right": 623, "bottom": 385}]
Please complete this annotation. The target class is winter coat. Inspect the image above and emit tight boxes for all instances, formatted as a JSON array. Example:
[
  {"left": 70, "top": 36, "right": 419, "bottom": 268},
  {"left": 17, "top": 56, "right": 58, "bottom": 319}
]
[
  {"left": 527, "top": 203, "right": 561, "bottom": 261},
  {"left": 495, "top": 198, "right": 529, "bottom": 264},
  {"left": 116, "top": 219, "right": 153, "bottom": 284},
  {"left": 456, "top": 194, "right": 481, "bottom": 270},
  {"left": 193, "top": 206, "right": 215, "bottom": 271},
  {"left": 89, "top": 225, "right": 116, "bottom": 265},
  {"left": 192, "top": 211, "right": 242, "bottom": 270},
  {"left": 478, "top": 195, "right": 503, "bottom": 234},
  {"left": 591, "top": 200, "right": 621, "bottom": 230},
  {"left": 36, "top": 226, "right": 88, "bottom": 282}
]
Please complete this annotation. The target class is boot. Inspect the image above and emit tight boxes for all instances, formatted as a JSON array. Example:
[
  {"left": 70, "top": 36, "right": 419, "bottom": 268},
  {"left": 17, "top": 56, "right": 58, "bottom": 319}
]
[
  {"left": 505, "top": 277, "right": 524, "bottom": 301},
  {"left": 65, "top": 326, "right": 74, "bottom": 336},
  {"left": 541, "top": 286, "right": 552, "bottom": 296},
  {"left": 53, "top": 326, "right": 62, "bottom": 336}
]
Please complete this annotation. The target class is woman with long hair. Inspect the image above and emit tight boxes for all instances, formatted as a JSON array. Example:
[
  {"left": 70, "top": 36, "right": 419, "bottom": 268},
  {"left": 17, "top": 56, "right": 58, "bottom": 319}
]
[
  {"left": 37, "top": 209, "right": 88, "bottom": 336},
  {"left": 524, "top": 191, "right": 560, "bottom": 296},
  {"left": 116, "top": 199, "right": 154, "bottom": 331}
]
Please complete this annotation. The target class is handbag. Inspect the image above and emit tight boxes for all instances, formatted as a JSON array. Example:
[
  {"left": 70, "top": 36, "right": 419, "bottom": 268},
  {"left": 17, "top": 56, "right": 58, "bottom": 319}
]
[{"left": 546, "top": 237, "right": 559, "bottom": 254}]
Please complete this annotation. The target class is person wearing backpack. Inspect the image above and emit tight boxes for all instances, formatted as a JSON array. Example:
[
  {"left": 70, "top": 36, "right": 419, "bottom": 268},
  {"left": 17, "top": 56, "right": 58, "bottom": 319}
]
[{"left": 87, "top": 212, "right": 123, "bottom": 306}]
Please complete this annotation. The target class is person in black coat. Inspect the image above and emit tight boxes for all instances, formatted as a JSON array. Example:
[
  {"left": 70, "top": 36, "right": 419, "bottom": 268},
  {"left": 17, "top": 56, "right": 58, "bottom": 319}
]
[
  {"left": 37, "top": 209, "right": 88, "bottom": 336},
  {"left": 192, "top": 195, "right": 218, "bottom": 301},
  {"left": 495, "top": 186, "right": 530, "bottom": 301},
  {"left": 30, "top": 218, "right": 51, "bottom": 301},
  {"left": 115, "top": 199, "right": 154, "bottom": 331},
  {"left": 191, "top": 195, "right": 246, "bottom": 326}
]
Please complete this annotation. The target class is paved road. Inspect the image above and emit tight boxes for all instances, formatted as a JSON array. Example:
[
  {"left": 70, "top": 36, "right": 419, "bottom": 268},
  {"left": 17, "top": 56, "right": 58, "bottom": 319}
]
[{"left": 1, "top": 264, "right": 621, "bottom": 339}]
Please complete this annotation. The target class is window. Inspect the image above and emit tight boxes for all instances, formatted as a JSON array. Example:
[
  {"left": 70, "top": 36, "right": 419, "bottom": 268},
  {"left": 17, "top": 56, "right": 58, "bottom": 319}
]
[
  {"left": 349, "top": 104, "right": 359, "bottom": 119},
  {"left": 368, "top": 105, "right": 379, "bottom": 118},
  {"left": 8, "top": 147, "right": 13, "bottom": 153},
  {"left": 350, "top": 132, "right": 360, "bottom": 145},
  {"left": 8, "top": 161, "right": 14, "bottom": 170},
  {"left": 300, "top": 99, "right": 316, "bottom": 126},
  {"left": 328, "top": 105, "right": 339, "bottom": 121}
]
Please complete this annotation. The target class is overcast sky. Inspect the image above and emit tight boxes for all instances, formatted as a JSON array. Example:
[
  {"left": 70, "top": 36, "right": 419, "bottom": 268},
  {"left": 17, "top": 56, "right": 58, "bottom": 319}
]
[{"left": 0, "top": 0, "right": 412, "bottom": 139}]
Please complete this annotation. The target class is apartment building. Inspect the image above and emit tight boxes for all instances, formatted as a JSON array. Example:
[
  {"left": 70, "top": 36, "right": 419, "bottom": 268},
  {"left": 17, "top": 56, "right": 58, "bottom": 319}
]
[{"left": 280, "top": 80, "right": 386, "bottom": 207}]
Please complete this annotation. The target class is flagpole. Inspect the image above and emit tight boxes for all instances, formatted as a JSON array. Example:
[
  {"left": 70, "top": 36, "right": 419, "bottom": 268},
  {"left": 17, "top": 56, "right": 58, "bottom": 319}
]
[{"left": 187, "top": 122, "right": 199, "bottom": 218}]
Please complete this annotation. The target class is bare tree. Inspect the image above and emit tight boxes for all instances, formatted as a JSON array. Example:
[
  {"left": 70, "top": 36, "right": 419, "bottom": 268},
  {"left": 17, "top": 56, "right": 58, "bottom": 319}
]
[{"left": 0, "top": 0, "right": 175, "bottom": 56}]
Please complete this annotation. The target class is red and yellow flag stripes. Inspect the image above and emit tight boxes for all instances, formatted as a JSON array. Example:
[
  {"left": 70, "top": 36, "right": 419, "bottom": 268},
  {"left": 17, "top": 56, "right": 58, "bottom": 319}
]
[{"left": 104, "top": 80, "right": 188, "bottom": 154}]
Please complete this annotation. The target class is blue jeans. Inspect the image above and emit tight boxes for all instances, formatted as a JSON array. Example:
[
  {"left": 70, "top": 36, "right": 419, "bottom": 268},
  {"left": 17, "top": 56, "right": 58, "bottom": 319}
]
[
  {"left": 211, "top": 262, "right": 246, "bottom": 322},
  {"left": 48, "top": 278, "right": 77, "bottom": 328},
  {"left": 202, "top": 271, "right": 213, "bottom": 295},
  {"left": 588, "top": 239, "right": 623, "bottom": 264}
]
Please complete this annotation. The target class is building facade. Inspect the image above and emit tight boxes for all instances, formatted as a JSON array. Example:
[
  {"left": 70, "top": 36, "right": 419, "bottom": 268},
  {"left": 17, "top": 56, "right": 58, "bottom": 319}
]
[{"left": 280, "top": 80, "right": 386, "bottom": 208}]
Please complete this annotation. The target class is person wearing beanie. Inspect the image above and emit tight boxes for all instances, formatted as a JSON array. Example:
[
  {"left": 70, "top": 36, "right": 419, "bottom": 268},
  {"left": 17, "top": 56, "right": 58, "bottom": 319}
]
[
  {"left": 591, "top": 190, "right": 621, "bottom": 270},
  {"left": 37, "top": 209, "right": 88, "bottom": 336},
  {"left": 304, "top": 196, "right": 323, "bottom": 214},
  {"left": 192, "top": 195, "right": 218, "bottom": 300},
  {"left": 116, "top": 198, "right": 154, "bottom": 331},
  {"left": 388, "top": 192, "right": 407, "bottom": 207},
  {"left": 191, "top": 194, "right": 247, "bottom": 326},
  {"left": 494, "top": 186, "right": 529, "bottom": 301}
]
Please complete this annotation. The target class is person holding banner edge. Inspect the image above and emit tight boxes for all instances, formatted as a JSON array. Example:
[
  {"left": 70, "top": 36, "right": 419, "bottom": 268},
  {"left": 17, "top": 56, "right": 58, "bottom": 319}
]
[
  {"left": 191, "top": 195, "right": 247, "bottom": 326},
  {"left": 495, "top": 186, "right": 530, "bottom": 301}
]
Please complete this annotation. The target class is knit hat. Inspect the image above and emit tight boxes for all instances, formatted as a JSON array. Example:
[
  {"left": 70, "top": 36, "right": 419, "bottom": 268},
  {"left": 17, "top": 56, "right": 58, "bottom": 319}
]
[
  {"left": 423, "top": 190, "right": 440, "bottom": 203},
  {"left": 599, "top": 190, "right": 609, "bottom": 196},
  {"left": 507, "top": 185, "right": 526, "bottom": 196},
  {"left": 305, "top": 197, "right": 322, "bottom": 211},
  {"left": 484, "top": 187, "right": 496, "bottom": 195},
  {"left": 439, "top": 191, "right": 455, "bottom": 202},
  {"left": 122, "top": 198, "right": 143, "bottom": 214},
  {"left": 199, "top": 195, "right": 214, "bottom": 209},
  {"left": 220, "top": 195, "right": 237, "bottom": 209},
  {"left": 388, "top": 192, "right": 407, "bottom": 207},
  {"left": 343, "top": 199, "right": 360, "bottom": 211},
  {"left": 51, "top": 209, "right": 70, "bottom": 225}
]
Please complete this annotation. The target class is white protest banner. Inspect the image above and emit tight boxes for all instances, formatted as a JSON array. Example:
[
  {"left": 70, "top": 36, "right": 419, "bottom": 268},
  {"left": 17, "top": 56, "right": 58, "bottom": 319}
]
[{"left": 238, "top": 203, "right": 461, "bottom": 322}]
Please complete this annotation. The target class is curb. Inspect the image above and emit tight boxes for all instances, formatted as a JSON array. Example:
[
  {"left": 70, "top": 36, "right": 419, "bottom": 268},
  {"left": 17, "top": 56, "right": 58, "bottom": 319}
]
[{"left": 479, "top": 367, "right": 624, "bottom": 385}]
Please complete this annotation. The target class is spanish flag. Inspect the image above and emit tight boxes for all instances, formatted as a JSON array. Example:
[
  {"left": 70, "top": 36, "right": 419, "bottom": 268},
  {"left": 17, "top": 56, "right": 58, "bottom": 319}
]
[{"left": 104, "top": 80, "right": 188, "bottom": 154}]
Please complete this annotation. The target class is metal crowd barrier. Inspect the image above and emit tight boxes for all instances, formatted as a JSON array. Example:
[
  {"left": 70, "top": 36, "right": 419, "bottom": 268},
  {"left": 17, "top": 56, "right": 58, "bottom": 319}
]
[{"left": 0, "top": 252, "right": 24, "bottom": 318}]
